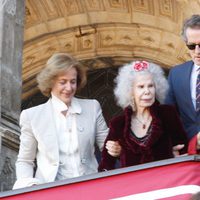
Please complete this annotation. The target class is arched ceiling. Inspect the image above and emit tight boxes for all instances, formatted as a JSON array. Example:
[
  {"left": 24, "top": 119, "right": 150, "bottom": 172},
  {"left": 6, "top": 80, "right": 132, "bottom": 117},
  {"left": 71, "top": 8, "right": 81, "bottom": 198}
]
[{"left": 23, "top": 0, "right": 200, "bottom": 101}]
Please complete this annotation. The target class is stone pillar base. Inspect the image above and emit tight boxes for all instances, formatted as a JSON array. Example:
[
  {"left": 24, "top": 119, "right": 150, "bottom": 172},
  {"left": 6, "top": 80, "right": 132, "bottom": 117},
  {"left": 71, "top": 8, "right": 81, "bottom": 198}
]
[{"left": 0, "top": 126, "right": 19, "bottom": 191}]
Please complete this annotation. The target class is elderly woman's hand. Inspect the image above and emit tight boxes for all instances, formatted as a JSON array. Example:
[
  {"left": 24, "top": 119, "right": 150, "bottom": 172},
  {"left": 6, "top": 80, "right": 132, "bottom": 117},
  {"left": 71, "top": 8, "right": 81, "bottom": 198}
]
[
  {"left": 172, "top": 144, "right": 187, "bottom": 157},
  {"left": 106, "top": 140, "right": 122, "bottom": 157}
]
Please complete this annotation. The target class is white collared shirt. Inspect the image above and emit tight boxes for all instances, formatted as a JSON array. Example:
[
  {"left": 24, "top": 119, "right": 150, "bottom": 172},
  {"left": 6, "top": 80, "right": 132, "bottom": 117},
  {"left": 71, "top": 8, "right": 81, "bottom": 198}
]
[
  {"left": 50, "top": 94, "right": 84, "bottom": 180},
  {"left": 190, "top": 64, "right": 200, "bottom": 109}
]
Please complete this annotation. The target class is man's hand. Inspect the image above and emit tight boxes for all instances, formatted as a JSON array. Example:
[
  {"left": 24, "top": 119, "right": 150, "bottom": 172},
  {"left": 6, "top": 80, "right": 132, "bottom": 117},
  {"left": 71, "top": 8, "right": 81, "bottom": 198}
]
[
  {"left": 197, "top": 132, "right": 200, "bottom": 150},
  {"left": 105, "top": 140, "right": 122, "bottom": 157},
  {"left": 172, "top": 144, "right": 187, "bottom": 157}
]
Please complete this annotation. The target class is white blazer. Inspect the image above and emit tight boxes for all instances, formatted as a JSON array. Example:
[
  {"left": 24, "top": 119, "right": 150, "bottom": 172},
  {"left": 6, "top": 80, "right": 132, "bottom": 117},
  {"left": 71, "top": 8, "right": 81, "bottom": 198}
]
[{"left": 13, "top": 98, "right": 108, "bottom": 189}]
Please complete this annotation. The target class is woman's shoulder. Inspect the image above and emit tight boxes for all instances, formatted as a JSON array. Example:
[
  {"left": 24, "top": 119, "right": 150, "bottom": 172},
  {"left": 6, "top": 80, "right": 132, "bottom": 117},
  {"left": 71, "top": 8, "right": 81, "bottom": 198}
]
[{"left": 21, "top": 100, "right": 49, "bottom": 115}]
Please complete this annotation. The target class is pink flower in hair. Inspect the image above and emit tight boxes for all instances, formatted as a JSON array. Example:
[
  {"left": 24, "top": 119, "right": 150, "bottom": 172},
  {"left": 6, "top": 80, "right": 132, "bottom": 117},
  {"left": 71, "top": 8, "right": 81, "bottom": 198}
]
[{"left": 133, "top": 61, "right": 149, "bottom": 71}]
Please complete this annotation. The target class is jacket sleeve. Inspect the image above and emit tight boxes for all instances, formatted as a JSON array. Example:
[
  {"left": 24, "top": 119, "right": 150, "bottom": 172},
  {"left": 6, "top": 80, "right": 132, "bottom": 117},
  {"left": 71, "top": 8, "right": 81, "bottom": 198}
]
[
  {"left": 98, "top": 122, "right": 119, "bottom": 171},
  {"left": 94, "top": 100, "right": 109, "bottom": 152},
  {"left": 165, "top": 69, "right": 177, "bottom": 107},
  {"left": 188, "top": 135, "right": 200, "bottom": 154},
  {"left": 13, "top": 110, "right": 41, "bottom": 189},
  {"left": 166, "top": 106, "right": 188, "bottom": 154}
]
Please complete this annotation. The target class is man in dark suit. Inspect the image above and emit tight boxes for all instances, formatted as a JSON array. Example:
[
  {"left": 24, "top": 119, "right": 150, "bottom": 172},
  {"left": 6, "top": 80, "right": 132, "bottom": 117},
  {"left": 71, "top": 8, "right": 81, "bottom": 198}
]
[{"left": 165, "top": 15, "right": 200, "bottom": 152}]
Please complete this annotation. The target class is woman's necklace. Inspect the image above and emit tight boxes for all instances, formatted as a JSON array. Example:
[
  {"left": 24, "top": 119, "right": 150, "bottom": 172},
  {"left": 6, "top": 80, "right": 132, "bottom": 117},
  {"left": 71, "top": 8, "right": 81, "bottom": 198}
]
[
  {"left": 134, "top": 115, "right": 151, "bottom": 129},
  {"left": 135, "top": 117, "right": 146, "bottom": 129}
]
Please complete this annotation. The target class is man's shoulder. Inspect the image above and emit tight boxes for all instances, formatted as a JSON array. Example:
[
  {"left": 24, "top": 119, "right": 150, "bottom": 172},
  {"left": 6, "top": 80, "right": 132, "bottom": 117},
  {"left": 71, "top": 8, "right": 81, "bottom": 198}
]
[
  {"left": 154, "top": 104, "right": 179, "bottom": 121},
  {"left": 157, "top": 104, "right": 177, "bottom": 113},
  {"left": 171, "top": 60, "right": 193, "bottom": 72}
]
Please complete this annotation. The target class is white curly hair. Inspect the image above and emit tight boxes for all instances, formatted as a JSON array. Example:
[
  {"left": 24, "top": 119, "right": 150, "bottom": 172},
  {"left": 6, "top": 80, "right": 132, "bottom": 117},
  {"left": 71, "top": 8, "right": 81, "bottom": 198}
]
[{"left": 114, "top": 61, "right": 169, "bottom": 109}]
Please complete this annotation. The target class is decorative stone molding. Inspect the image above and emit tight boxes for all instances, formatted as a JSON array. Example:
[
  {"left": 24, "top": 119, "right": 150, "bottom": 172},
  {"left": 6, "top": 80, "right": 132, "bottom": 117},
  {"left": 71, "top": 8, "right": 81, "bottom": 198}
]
[
  {"left": 0, "top": 0, "right": 16, "bottom": 16},
  {"left": 0, "top": 0, "right": 7, "bottom": 9},
  {"left": 22, "top": 21, "right": 192, "bottom": 100},
  {"left": 6, "top": 0, "right": 16, "bottom": 16},
  {"left": 22, "top": 0, "right": 200, "bottom": 102},
  {"left": 0, "top": 127, "right": 19, "bottom": 191},
  {"left": 0, "top": 157, "right": 15, "bottom": 191},
  {"left": 0, "top": 126, "right": 19, "bottom": 151}
]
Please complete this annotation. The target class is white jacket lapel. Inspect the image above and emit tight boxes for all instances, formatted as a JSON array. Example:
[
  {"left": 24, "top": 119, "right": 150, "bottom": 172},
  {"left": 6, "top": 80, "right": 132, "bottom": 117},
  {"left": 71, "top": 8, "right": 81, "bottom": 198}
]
[{"left": 32, "top": 99, "right": 59, "bottom": 160}]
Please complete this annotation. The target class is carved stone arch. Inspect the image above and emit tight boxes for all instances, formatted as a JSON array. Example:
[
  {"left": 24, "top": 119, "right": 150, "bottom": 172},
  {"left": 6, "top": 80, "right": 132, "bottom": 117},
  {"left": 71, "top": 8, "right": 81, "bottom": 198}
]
[{"left": 22, "top": 0, "right": 200, "bottom": 119}]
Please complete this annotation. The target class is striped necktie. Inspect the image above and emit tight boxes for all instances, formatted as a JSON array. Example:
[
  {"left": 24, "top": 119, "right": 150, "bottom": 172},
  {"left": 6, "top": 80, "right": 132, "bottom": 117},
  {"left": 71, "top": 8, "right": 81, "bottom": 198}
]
[{"left": 196, "top": 68, "right": 200, "bottom": 111}]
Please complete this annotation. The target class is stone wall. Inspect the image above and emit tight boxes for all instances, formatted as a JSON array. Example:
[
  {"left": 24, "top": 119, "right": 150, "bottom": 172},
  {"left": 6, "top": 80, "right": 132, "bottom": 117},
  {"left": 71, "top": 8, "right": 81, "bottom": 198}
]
[
  {"left": 0, "top": 128, "right": 19, "bottom": 191},
  {"left": 0, "top": 0, "right": 25, "bottom": 191}
]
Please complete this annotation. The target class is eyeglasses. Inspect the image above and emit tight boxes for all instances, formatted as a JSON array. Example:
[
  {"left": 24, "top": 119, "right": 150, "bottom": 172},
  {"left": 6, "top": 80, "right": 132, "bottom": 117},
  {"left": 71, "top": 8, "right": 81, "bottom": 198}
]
[{"left": 186, "top": 43, "right": 200, "bottom": 50}]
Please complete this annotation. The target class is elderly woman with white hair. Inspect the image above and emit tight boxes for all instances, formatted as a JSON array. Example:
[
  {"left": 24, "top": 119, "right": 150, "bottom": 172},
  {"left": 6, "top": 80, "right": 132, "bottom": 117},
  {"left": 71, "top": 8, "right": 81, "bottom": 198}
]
[{"left": 99, "top": 61, "right": 188, "bottom": 170}]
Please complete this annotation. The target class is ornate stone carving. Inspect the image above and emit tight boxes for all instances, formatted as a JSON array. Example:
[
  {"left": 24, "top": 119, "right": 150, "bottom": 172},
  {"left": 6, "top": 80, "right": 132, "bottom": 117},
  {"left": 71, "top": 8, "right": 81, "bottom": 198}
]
[
  {"left": 39, "top": 0, "right": 59, "bottom": 19},
  {"left": 64, "top": 0, "right": 82, "bottom": 15},
  {"left": 0, "top": 0, "right": 16, "bottom": 16},
  {"left": 25, "top": 6, "right": 31, "bottom": 16},
  {"left": 58, "top": 33, "right": 75, "bottom": 52},
  {"left": 0, "top": 0, "right": 8, "bottom": 10},
  {"left": 0, "top": 157, "right": 15, "bottom": 191},
  {"left": 22, "top": 0, "right": 200, "bottom": 102},
  {"left": 15, "top": 18, "right": 23, "bottom": 26},
  {"left": 25, "top": 1, "right": 40, "bottom": 26},
  {"left": 4, "top": 0, "right": 16, "bottom": 16},
  {"left": 64, "top": 43, "right": 73, "bottom": 51},
  {"left": 106, "top": 0, "right": 129, "bottom": 11},
  {"left": 100, "top": 31, "right": 115, "bottom": 47},
  {"left": 0, "top": 129, "right": 18, "bottom": 190},
  {"left": 122, "top": 35, "right": 132, "bottom": 41},
  {"left": 79, "top": 36, "right": 94, "bottom": 50},
  {"left": 158, "top": 0, "right": 178, "bottom": 21},
  {"left": 85, "top": 0, "right": 104, "bottom": 11},
  {"left": 132, "top": 0, "right": 154, "bottom": 14}
]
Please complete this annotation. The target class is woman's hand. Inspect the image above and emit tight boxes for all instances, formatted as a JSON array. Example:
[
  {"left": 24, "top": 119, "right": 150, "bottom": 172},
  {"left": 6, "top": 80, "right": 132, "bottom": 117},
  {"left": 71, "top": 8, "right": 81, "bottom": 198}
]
[
  {"left": 106, "top": 140, "right": 122, "bottom": 157},
  {"left": 172, "top": 144, "right": 187, "bottom": 157}
]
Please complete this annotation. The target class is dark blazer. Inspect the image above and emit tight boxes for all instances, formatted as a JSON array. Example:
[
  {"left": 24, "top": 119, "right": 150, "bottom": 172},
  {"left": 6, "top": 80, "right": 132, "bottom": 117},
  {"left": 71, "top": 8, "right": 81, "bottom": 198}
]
[
  {"left": 165, "top": 60, "right": 200, "bottom": 140},
  {"left": 98, "top": 103, "right": 188, "bottom": 171}
]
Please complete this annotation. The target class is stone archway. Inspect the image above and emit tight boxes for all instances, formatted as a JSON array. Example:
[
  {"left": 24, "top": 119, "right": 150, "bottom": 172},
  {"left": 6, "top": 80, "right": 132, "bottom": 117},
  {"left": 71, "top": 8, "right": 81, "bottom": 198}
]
[
  {"left": 22, "top": 0, "right": 200, "bottom": 107},
  {"left": 21, "top": 0, "right": 200, "bottom": 120}
]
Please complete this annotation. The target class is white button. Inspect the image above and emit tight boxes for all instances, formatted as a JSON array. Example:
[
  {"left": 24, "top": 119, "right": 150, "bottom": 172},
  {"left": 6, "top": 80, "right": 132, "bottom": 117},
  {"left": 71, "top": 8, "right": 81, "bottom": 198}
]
[
  {"left": 78, "top": 126, "right": 84, "bottom": 132},
  {"left": 81, "top": 158, "right": 86, "bottom": 164}
]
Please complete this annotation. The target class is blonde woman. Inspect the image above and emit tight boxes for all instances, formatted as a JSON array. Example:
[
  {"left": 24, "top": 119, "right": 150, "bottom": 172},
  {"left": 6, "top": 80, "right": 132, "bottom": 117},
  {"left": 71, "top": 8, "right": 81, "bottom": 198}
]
[{"left": 13, "top": 53, "right": 120, "bottom": 189}]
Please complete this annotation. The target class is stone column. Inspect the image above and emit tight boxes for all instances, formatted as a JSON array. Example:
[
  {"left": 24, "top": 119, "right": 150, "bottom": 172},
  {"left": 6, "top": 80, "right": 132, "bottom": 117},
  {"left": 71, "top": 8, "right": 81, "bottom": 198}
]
[{"left": 0, "top": 0, "right": 25, "bottom": 191}]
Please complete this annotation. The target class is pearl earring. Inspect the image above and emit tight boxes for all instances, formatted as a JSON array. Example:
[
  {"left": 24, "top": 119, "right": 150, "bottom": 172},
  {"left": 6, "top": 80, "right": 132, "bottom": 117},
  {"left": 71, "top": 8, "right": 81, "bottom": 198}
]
[{"left": 131, "top": 97, "right": 135, "bottom": 111}]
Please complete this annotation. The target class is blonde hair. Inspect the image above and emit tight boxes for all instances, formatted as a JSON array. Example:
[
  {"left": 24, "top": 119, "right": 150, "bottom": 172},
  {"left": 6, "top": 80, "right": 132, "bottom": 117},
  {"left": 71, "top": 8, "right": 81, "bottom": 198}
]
[
  {"left": 114, "top": 61, "right": 169, "bottom": 110},
  {"left": 37, "top": 53, "right": 86, "bottom": 97}
]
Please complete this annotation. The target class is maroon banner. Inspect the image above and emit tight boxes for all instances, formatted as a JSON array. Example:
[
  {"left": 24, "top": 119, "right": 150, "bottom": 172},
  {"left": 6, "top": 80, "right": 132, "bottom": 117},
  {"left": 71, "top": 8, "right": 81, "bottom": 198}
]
[{"left": 1, "top": 159, "right": 200, "bottom": 200}]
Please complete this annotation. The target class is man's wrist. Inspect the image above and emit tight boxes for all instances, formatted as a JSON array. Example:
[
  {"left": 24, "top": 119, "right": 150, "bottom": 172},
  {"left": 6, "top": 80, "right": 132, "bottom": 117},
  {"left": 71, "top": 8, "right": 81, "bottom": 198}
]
[{"left": 197, "top": 132, "right": 200, "bottom": 150}]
